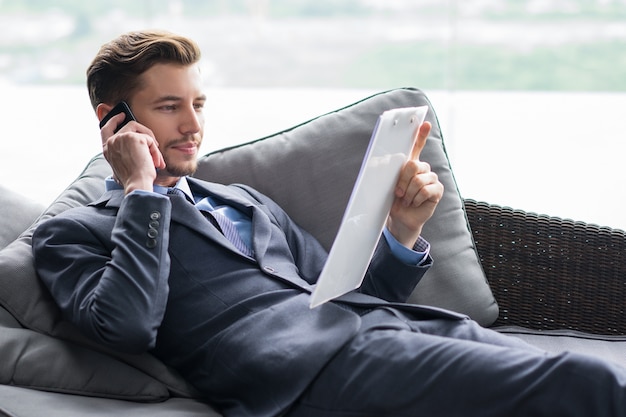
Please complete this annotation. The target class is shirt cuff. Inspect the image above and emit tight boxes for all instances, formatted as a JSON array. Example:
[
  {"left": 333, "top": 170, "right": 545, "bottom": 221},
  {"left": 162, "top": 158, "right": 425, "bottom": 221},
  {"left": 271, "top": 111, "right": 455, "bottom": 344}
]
[
  {"left": 382, "top": 227, "right": 430, "bottom": 266},
  {"left": 127, "top": 189, "right": 169, "bottom": 201},
  {"left": 131, "top": 189, "right": 163, "bottom": 197}
]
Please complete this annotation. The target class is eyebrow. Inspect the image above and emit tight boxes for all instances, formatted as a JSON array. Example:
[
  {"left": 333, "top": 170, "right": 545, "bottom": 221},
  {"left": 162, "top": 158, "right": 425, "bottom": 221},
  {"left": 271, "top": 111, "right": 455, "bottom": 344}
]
[{"left": 152, "top": 94, "right": 207, "bottom": 104}]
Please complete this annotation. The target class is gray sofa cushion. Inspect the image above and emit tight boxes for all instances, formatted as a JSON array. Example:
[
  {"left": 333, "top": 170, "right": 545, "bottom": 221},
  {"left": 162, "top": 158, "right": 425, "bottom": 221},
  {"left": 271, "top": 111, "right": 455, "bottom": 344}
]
[
  {"left": 0, "top": 326, "right": 169, "bottom": 401},
  {"left": 0, "top": 384, "right": 219, "bottom": 417},
  {"left": 0, "top": 185, "right": 44, "bottom": 250},
  {"left": 195, "top": 87, "right": 498, "bottom": 325}
]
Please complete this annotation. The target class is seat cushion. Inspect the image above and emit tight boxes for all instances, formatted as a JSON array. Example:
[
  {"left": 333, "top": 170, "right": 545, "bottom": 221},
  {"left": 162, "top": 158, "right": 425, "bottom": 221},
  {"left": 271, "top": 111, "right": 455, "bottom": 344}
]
[
  {"left": 0, "top": 326, "right": 170, "bottom": 401},
  {"left": 497, "top": 326, "right": 626, "bottom": 368},
  {"left": 194, "top": 87, "right": 499, "bottom": 325},
  {"left": 0, "top": 384, "right": 219, "bottom": 417}
]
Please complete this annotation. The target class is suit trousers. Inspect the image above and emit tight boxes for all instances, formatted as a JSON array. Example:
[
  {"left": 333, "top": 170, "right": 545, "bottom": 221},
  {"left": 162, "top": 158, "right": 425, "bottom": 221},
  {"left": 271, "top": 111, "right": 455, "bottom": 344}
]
[{"left": 286, "top": 308, "right": 626, "bottom": 417}]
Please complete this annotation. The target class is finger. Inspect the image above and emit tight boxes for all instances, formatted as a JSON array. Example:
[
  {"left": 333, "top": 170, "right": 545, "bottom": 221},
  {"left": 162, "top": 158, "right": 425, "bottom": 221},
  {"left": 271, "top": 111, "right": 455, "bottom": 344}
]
[
  {"left": 410, "top": 121, "right": 431, "bottom": 161},
  {"left": 147, "top": 138, "right": 166, "bottom": 169},
  {"left": 100, "top": 112, "right": 126, "bottom": 145},
  {"left": 395, "top": 160, "right": 428, "bottom": 198},
  {"left": 404, "top": 179, "right": 443, "bottom": 208},
  {"left": 400, "top": 168, "right": 437, "bottom": 206}
]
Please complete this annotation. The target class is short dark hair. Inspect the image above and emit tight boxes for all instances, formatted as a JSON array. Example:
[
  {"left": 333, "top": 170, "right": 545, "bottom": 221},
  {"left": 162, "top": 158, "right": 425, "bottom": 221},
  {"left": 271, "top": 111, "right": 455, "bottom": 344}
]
[{"left": 86, "top": 30, "right": 202, "bottom": 110}]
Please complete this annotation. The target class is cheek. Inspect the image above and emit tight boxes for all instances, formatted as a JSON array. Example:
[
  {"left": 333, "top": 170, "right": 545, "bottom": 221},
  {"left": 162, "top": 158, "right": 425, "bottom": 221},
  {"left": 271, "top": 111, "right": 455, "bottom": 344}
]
[
  {"left": 144, "top": 121, "right": 171, "bottom": 146},
  {"left": 135, "top": 112, "right": 164, "bottom": 133}
]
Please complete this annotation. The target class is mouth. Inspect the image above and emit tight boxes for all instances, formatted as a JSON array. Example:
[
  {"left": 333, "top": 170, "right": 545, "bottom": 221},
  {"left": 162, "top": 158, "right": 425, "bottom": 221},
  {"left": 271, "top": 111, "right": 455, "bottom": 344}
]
[{"left": 169, "top": 141, "right": 198, "bottom": 155}]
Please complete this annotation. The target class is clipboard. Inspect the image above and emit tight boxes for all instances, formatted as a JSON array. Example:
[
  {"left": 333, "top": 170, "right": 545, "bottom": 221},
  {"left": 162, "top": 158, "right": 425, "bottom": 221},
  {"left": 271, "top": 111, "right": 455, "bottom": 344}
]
[{"left": 309, "top": 105, "right": 429, "bottom": 308}]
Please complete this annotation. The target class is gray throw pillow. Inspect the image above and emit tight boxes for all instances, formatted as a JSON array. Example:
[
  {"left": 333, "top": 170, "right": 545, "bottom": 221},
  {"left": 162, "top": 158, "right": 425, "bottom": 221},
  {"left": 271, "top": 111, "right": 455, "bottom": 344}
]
[
  {"left": 0, "top": 185, "right": 44, "bottom": 250},
  {"left": 0, "top": 325, "right": 169, "bottom": 401},
  {"left": 194, "top": 87, "right": 499, "bottom": 325}
]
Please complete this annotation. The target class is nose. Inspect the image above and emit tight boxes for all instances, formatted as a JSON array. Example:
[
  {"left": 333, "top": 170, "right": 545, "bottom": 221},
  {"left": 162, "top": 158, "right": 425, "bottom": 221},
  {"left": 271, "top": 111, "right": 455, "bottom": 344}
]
[{"left": 180, "top": 105, "right": 203, "bottom": 135}]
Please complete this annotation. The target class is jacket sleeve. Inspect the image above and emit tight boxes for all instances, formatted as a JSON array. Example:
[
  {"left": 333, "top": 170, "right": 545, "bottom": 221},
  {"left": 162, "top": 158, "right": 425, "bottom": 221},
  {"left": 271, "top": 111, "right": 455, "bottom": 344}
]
[
  {"left": 359, "top": 236, "right": 432, "bottom": 303},
  {"left": 32, "top": 192, "right": 172, "bottom": 354}
]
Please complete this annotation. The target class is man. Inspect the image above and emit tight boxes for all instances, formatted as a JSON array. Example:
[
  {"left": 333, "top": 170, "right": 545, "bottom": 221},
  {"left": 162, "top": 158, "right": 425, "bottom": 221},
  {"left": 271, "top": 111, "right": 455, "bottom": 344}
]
[{"left": 32, "top": 30, "right": 626, "bottom": 417}]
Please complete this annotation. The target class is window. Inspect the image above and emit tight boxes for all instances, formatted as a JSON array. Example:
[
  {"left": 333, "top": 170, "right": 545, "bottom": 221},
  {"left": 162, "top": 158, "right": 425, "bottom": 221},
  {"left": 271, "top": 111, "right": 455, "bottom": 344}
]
[{"left": 2, "top": 0, "right": 624, "bottom": 229}]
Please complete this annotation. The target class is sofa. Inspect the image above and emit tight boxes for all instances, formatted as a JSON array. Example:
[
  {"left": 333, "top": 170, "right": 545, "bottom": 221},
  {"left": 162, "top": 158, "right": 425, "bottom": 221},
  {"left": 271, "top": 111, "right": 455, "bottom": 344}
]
[{"left": 1, "top": 87, "right": 625, "bottom": 416}]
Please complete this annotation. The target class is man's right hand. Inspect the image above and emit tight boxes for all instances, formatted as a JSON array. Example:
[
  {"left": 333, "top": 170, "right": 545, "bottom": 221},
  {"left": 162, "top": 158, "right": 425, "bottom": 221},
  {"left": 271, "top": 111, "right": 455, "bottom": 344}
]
[{"left": 100, "top": 112, "right": 166, "bottom": 194}]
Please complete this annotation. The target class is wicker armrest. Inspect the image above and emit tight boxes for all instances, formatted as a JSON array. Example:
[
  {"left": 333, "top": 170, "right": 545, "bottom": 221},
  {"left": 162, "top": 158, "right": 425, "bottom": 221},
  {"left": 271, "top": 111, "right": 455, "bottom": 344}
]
[{"left": 463, "top": 199, "right": 626, "bottom": 335}]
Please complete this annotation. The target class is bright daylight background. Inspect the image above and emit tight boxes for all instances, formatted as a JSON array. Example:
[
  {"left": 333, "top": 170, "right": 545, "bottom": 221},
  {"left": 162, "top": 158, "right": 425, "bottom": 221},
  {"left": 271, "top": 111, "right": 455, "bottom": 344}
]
[{"left": 1, "top": 0, "right": 626, "bottom": 230}]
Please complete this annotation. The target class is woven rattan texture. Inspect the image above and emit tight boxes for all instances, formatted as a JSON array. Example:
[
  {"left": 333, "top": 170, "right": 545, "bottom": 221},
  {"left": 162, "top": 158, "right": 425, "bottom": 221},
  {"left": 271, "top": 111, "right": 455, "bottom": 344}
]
[{"left": 464, "top": 199, "right": 626, "bottom": 335}]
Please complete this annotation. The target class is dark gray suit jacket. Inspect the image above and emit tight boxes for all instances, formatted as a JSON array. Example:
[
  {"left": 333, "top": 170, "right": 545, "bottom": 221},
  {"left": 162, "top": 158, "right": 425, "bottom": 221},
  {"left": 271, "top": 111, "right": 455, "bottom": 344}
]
[{"left": 33, "top": 177, "right": 464, "bottom": 417}]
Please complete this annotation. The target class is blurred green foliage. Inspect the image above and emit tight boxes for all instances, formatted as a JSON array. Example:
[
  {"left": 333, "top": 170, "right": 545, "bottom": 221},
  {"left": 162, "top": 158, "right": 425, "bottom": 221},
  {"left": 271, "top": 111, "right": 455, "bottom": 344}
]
[
  {"left": 1, "top": 0, "right": 625, "bottom": 91},
  {"left": 345, "top": 40, "right": 626, "bottom": 91}
]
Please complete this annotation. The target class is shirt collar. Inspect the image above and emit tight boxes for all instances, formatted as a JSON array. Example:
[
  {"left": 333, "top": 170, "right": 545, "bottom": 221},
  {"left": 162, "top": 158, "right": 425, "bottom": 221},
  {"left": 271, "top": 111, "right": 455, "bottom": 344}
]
[{"left": 105, "top": 176, "right": 194, "bottom": 202}]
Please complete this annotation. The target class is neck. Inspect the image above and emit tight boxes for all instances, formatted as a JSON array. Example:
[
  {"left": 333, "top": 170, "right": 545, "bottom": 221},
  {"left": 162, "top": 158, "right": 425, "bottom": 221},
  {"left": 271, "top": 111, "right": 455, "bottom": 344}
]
[{"left": 154, "top": 170, "right": 182, "bottom": 188}]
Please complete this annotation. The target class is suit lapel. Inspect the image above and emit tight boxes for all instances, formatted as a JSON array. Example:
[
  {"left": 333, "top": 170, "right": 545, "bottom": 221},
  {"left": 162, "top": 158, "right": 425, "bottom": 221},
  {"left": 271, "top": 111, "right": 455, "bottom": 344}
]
[
  {"left": 249, "top": 205, "right": 271, "bottom": 260},
  {"left": 168, "top": 195, "right": 231, "bottom": 248}
]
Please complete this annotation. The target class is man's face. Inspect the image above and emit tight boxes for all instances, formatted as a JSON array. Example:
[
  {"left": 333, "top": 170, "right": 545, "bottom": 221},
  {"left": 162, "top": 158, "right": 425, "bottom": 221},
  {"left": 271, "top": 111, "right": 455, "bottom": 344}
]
[{"left": 129, "top": 63, "right": 206, "bottom": 181}]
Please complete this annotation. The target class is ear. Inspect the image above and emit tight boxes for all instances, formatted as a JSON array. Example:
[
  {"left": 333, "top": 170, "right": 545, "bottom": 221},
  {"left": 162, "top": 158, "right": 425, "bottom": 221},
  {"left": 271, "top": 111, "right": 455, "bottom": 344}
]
[{"left": 96, "top": 103, "right": 114, "bottom": 122}]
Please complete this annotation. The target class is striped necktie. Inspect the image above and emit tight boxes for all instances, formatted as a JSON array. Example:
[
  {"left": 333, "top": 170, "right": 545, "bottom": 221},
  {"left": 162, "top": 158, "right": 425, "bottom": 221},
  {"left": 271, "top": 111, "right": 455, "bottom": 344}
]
[{"left": 167, "top": 188, "right": 253, "bottom": 257}]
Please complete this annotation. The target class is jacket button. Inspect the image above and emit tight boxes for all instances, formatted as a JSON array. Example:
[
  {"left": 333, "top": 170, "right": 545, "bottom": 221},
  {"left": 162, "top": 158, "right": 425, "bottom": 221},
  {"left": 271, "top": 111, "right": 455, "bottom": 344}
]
[
  {"left": 146, "top": 239, "right": 157, "bottom": 248},
  {"left": 150, "top": 211, "right": 161, "bottom": 221},
  {"left": 147, "top": 228, "right": 158, "bottom": 239}
]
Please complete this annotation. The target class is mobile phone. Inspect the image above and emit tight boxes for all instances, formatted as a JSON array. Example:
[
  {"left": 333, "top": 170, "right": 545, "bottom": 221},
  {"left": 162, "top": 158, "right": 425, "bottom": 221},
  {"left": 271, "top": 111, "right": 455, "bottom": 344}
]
[{"left": 99, "top": 101, "right": 136, "bottom": 133}]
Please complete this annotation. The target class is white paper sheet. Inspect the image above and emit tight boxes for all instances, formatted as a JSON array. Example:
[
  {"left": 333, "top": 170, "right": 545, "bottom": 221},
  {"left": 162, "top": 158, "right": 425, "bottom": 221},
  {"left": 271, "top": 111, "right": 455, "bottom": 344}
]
[{"left": 310, "top": 105, "right": 429, "bottom": 308}]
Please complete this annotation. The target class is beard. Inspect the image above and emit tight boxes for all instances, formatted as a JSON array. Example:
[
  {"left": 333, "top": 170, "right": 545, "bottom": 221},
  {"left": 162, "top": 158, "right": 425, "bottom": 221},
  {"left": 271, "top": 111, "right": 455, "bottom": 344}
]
[{"left": 161, "top": 158, "right": 198, "bottom": 178}]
